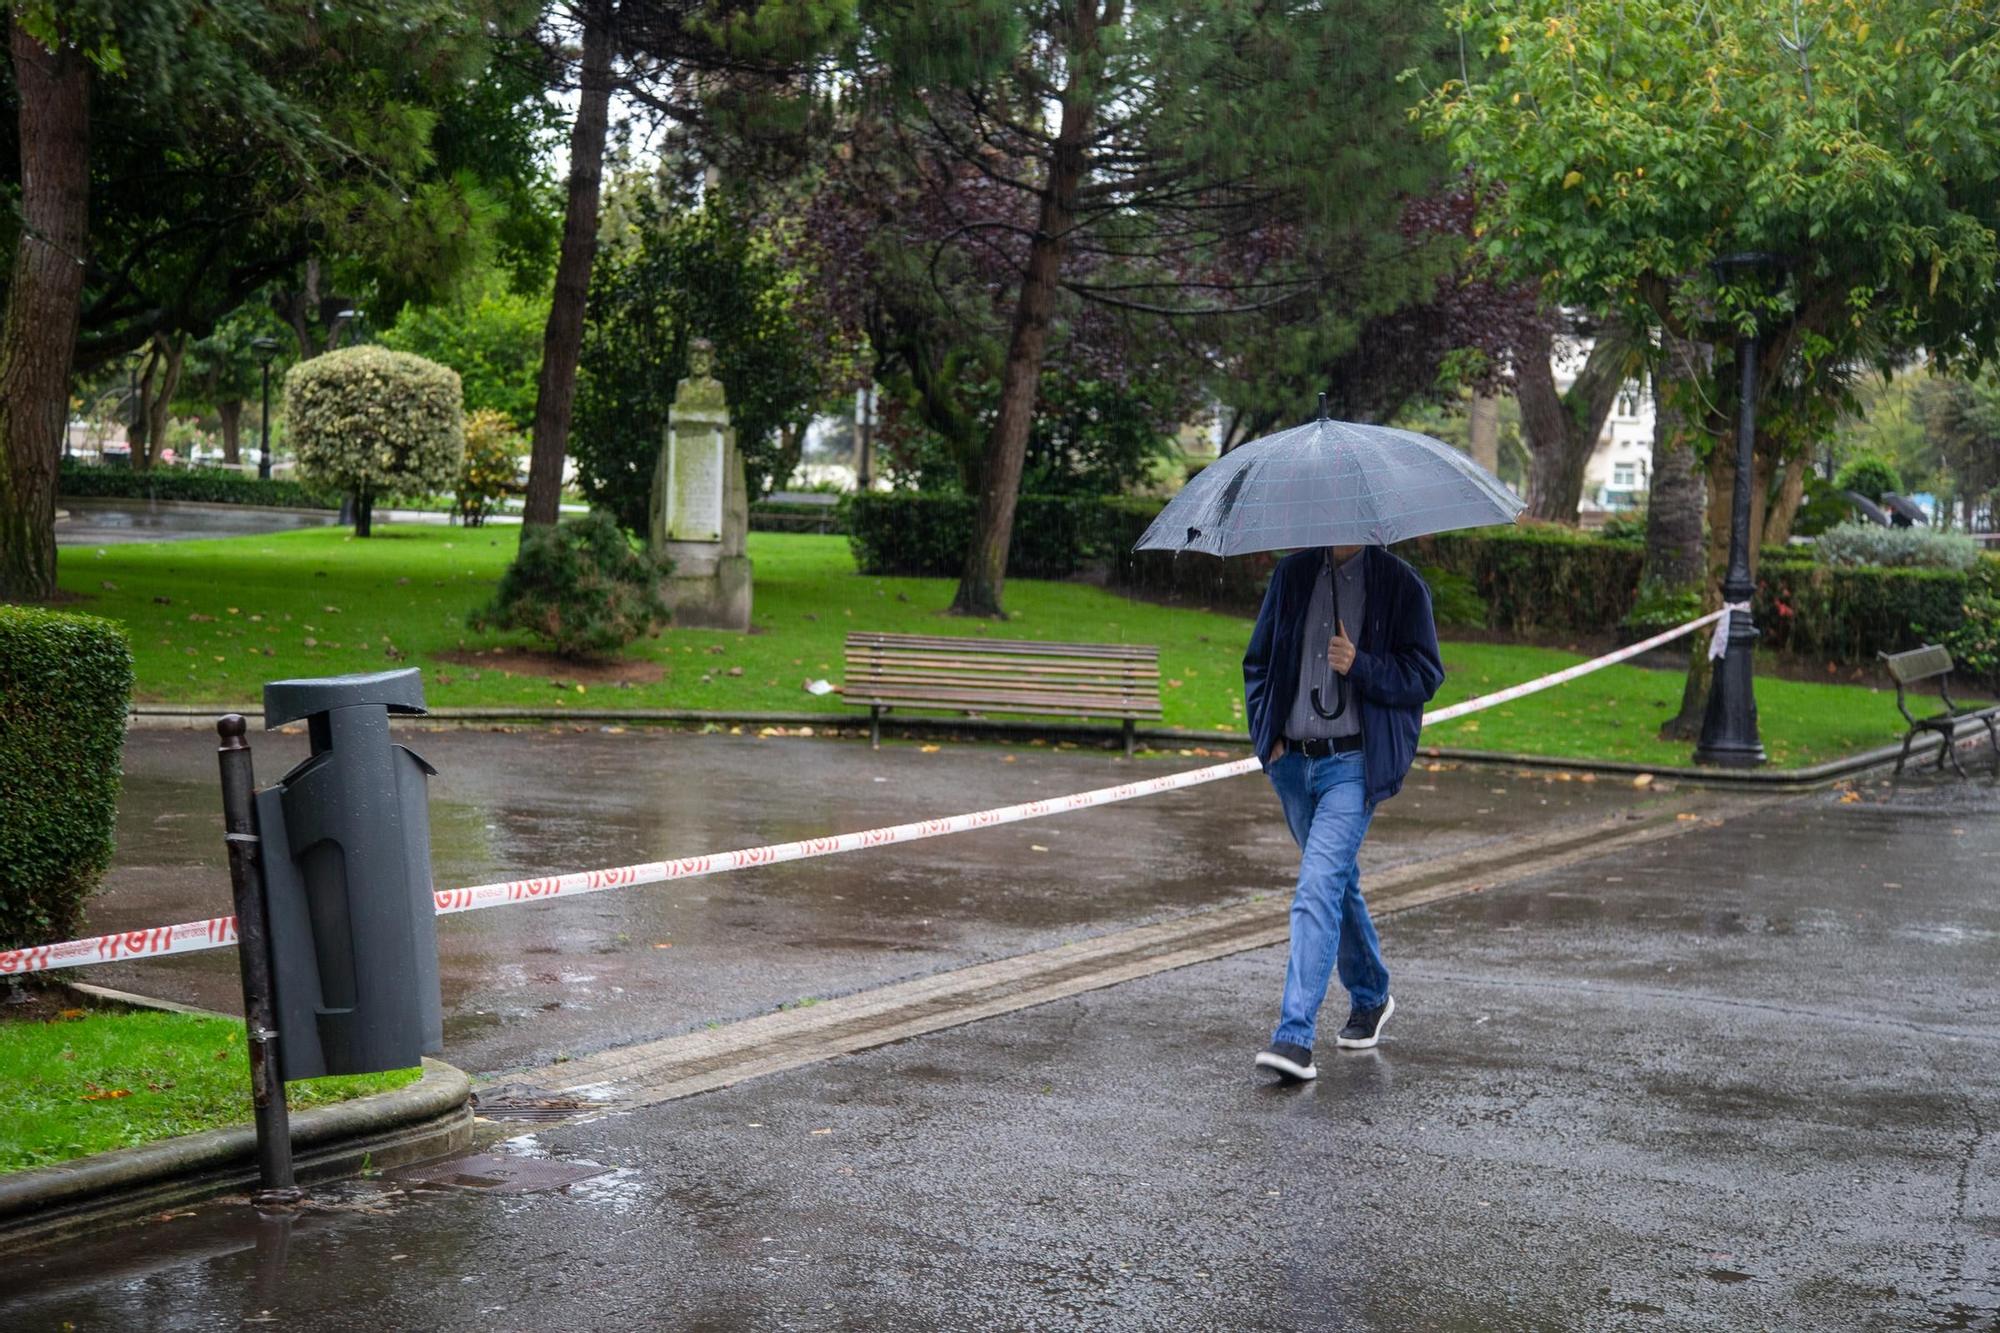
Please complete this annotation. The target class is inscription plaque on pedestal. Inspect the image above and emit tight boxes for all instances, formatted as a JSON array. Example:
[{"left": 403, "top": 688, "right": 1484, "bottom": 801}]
[{"left": 665, "top": 427, "right": 725, "bottom": 543}]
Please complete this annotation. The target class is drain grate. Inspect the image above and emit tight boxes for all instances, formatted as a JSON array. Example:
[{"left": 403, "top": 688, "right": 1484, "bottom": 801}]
[{"left": 471, "top": 1083, "right": 596, "bottom": 1123}]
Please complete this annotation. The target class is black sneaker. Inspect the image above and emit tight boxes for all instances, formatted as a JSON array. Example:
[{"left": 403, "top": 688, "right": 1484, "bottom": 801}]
[
  {"left": 1335, "top": 995, "right": 1395, "bottom": 1049},
  {"left": 1254, "top": 1041, "right": 1316, "bottom": 1081}
]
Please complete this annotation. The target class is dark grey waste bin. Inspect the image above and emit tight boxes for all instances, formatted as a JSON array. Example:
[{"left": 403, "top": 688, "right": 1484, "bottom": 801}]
[{"left": 255, "top": 668, "right": 444, "bottom": 1080}]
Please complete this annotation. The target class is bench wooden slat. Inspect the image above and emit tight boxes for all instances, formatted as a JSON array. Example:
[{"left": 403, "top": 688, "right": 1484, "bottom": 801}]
[
  {"left": 844, "top": 631, "right": 1166, "bottom": 751},
  {"left": 1880, "top": 644, "right": 1954, "bottom": 684},
  {"left": 845, "top": 680, "right": 1162, "bottom": 707},
  {"left": 846, "top": 632, "right": 1156, "bottom": 661},
  {"left": 846, "top": 656, "right": 1158, "bottom": 681}
]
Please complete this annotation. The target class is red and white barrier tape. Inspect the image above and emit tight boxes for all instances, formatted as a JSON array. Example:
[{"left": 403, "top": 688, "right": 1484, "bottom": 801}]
[{"left": 0, "top": 607, "right": 1730, "bottom": 976}]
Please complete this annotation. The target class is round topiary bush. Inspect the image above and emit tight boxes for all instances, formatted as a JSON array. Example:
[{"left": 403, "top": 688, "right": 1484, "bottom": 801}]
[
  {"left": 472, "top": 511, "right": 673, "bottom": 659},
  {"left": 457, "top": 409, "right": 524, "bottom": 527},
  {"left": 1834, "top": 452, "right": 1903, "bottom": 503},
  {"left": 285, "top": 345, "right": 464, "bottom": 536}
]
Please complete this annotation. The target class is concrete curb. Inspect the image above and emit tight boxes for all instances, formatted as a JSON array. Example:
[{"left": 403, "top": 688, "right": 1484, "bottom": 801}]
[
  {"left": 0, "top": 989, "right": 473, "bottom": 1248},
  {"left": 125, "top": 703, "right": 1994, "bottom": 791}
]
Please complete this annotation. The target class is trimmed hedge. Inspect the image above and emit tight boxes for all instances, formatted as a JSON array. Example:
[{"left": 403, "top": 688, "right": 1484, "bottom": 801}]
[
  {"left": 58, "top": 462, "right": 339, "bottom": 510},
  {"left": 845, "top": 492, "right": 1116, "bottom": 579},
  {"left": 0, "top": 607, "right": 134, "bottom": 949},
  {"left": 1756, "top": 560, "right": 1973, "bottom": 663},
  {"left": 1401, "top": 526, "right": 1643, "bottom": 635}
]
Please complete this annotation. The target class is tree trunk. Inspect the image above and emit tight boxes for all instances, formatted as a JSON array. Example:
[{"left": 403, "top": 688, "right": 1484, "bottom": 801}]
[
  {"left": 1467, "top": 393, "right": 1499, "bottom": 475},
  {"left": 1763, "top": 453, "right": 1809, "bottom": 546},
  {"left": 0, "top": 18, "right": 90, "bottom": 601},
  {"left": 218, "top": 399, "right": 243, "bottom": 464},
  {"left": 140, "top": 333, "right": 187, "bottom": 468},
  {"left": 522, "top": 0, "right": 616, "bottom": 528},
  {"left": 1516, "top": 322, "right": 1634, "bottom": 524},
  {"left": 1641, "top": 332, "right": 1708, "bottom": 591},
  {"left": 950, "top": 0, "right": 1114, "bottom": 617},
  {"left": 354, "top": 488, "right": 374, "bottom": 537}
]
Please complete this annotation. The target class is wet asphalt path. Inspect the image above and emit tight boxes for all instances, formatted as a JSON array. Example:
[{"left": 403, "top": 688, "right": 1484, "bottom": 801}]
[
  {"left": 84, "top": 728, "right": 1661, "bottom": 1073},
  {"left": 10, "top": 772, "right": 1996, "bottom": 1330}
]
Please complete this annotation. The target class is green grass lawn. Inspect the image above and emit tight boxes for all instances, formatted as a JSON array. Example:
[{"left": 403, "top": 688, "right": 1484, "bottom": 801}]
[
  {"left": 0, "top": 1008, "right": 418, "bottom": 1173},
  {"left": 56, "top": 523, "right": 1909, "bottom": 768}
]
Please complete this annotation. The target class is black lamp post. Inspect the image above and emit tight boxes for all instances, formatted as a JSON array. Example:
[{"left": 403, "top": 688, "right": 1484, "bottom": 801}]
[
  {"left": 1694, "top": 252, "right": 1785, "bottom": 768},
  {"left": 252, "top": 337, "right": 280, "bottom": 481}
]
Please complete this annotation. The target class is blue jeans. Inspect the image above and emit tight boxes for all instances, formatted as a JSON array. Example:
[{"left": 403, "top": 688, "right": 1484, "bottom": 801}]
[{"left": 1268, "top": 749, "right": 1387, "bottom": 1048}]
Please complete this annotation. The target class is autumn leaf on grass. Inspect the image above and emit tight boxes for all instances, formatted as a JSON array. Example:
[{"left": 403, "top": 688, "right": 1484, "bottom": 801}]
[{"left": 82, "top": 1087, "right": 132, "bottom": 1101}]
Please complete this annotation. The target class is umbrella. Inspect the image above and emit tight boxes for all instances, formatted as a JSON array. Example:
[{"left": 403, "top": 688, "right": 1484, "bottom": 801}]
[
  {"left": 1133, "top": 405, "right": 1524, "bottom": 558},
  {"left": 1133, "top": 402, "right": 1523, "bottom": 718}
]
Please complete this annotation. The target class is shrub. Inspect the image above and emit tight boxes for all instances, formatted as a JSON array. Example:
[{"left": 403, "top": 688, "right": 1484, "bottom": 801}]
[
  {"left": 1623, "top": 578, "right": 1704, "bottom": 635},
  {"left": 1596, "top": 510, "right": 1646, "bottom": 545},
  {"left": 1937, "top": 594, "right": 2000, "bottom": 687},
  {"left": 1418, "top": 565, "right": 1489, "bottom": 629},
  {"left": 1757, "top": 559, "right": 1970, "bottom": 663},
  {"left": 57, "top": 462, "right": 339, "bottom": 509},
  {"left": 285, "top": 345, "right": 464, "bottom": 536},
  {"left": 1401, "top": 524, "right": 1644, "bottom": 635},
  {"left": 0, "top": 608, "right": 134, "bottom": 950},
  {"left": 1834, "top": 453, "right": 1902, "bottom": 502},
  {"left": 456, "top": 409, "right": 523, "bottom": 527},
  {"left": 472, "top": 511, "right": 671, "bottom": 659},
  {"left": 844, "top": 492, "right": 1112, "bottom": 579},
  {"left": 1813, "top": 521, "right": 1979, "bottom": 571}
]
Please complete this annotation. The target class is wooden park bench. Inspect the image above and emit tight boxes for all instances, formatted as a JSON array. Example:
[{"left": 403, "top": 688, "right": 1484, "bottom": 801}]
[
  {"left": 1879, "top": 644, "right": 2000, "bottom": 778},
  {"left": 843, "top": 632, "right": 1162, "bottom": 755}
]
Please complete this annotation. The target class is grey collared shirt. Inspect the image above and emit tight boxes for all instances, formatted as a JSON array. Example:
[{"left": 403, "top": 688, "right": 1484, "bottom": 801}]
[{"left": 1284, "top": 549, "right": 1365, "bottom": 742}]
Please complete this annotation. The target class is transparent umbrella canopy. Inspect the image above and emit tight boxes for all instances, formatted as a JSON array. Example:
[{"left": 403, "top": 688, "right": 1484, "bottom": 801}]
[{"left": 1133, "top": 413, "right": 1524, "bottom": 557}]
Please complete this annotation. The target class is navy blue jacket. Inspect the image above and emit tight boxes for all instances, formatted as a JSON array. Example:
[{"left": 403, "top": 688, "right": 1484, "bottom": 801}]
[{"left": 1242, "top": 546, "right": 1445, "bottom": 806}]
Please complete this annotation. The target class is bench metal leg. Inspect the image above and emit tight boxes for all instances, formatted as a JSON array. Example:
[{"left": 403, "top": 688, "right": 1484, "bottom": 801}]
[
  {"left": 1894, "top": 730, "right": 1917, "bottom": 777},
  {"left": 1945, "top": 727, "right": 1969, "bottom": 779},
  {"left": 870, "top": 705, "right": 881, "bottom": 751},
  {"left": 1122, "top": 717, "right": 1135, "bottom": 759},
  {"left": 1986, "top": 716, "right": 2000, "bottom": 778}
]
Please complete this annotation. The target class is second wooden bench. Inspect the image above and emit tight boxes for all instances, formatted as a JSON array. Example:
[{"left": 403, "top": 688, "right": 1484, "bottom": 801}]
[{"left": 843, "top": 632, "right": 1162, "bottom": 755}]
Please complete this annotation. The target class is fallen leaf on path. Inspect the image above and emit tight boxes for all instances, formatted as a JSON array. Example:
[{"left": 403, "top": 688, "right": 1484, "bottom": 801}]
[
  {"left": 920, "top": 744, "right": 941, "bottom": 753},
  {"left": 1632, "top": 774, "right": 1654, "bottom": 787},
  {"left": 810, "top": 1127, "right": 833, "bottom": 1135}
]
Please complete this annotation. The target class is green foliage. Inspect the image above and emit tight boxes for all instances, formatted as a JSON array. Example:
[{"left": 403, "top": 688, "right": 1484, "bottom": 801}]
[
  {"left": 285, "top": 346, "right": 465, "bottom": 528},
  {"left": 0, "top": 607, "right": 134, "bottom": 948},
  {"left": 1814, "top": 522, "right": 1979, "bottom": 572},
  {"left": 1622, "top": 579, "right": 1703, "bottom": 635},
  {"left": 473, "top": 512, "right": 672, "bottom": 659},
  {"left": 1833, "top": 454, "right": 1904, "bottom": 504},
  {"left": 844, "top": 493, "right": 1117, "bottom": 579},
  {"left": 573, "top": 196, "right": 861, "bottom": 528},
  {"left": 1418, "top": 566, "right": 1489, "bottom": 630},
  {"left": 1937, "top": 594, "right": 2000, "bottom": 686},
  {"left": 1402, "top": 525, "right": 1645, "bottom": 636},
  {"left": 1791, "top": 471, "right": 1853, "bottom": 539},
  {"left": 57, "top": 462, "right": 338, "bottom": 509},
  {"left": 1596, "top": 511, "right": 1645, "bottom": 545},
  {"left": 380, "top": 278, "right": 548, "bottom": 429},
  {"left": 1422, "top": 0, "right": 2000, "bottom": 495},
  {"left": 0, "top": 1009, "right": 418, "bottom": 1172},
  {"left": 456, "top": 409, "right": 522, "bottom": 527},
  {"left": 1758, "top": 559, "right": 1974, "bottom": 669}
]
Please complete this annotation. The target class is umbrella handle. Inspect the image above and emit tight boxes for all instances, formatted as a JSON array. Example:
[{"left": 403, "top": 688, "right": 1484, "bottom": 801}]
[
  {"left": 1308, "top": 554, "right": 1348, "bottom": 720},
  {"left": 1309, "top": 675, "right": 1348, "bottom": 721}
]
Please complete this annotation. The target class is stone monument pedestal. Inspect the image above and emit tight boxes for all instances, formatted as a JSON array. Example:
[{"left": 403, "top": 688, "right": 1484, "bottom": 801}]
[{"left": 650, "top": 354, "right": 752, "bottom": 631}]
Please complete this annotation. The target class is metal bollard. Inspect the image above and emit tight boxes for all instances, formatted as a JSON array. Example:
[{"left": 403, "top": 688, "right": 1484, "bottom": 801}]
[{"left": 216, "top": 714, "right": 304, "bottom": 1206}]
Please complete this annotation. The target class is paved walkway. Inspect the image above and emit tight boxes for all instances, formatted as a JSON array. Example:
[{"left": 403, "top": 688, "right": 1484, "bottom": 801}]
[
  {"left": 7, "top": 769, "right": 1994, "bottom": 1329},
  {"left": 86, "top": 728, "right": 1672, "bottom": 1074}
]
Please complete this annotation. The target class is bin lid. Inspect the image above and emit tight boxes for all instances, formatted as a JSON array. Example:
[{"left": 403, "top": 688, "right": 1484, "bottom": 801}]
[{"left": 264, "top": 668, "right": 428, "bottom": 728}]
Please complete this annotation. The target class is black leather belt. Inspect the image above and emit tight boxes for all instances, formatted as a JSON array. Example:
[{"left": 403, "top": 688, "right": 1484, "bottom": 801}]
[{"left": 1291, "top": 734, "right": 1362, "bottom": 757}]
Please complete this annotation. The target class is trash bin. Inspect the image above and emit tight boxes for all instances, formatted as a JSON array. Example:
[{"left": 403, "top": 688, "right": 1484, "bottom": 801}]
[{"left": 255, "top": 668, "right": 444, "bottom": 1080}]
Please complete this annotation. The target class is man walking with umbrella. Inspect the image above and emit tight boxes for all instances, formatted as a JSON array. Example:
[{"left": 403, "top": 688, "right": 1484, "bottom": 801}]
[
  {"left": 1131, "top": 405, "right": 1520, "bottom": 1081},
  {"left": 1243, "top": 542, "right": 1442, "bottom": 1079}
]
